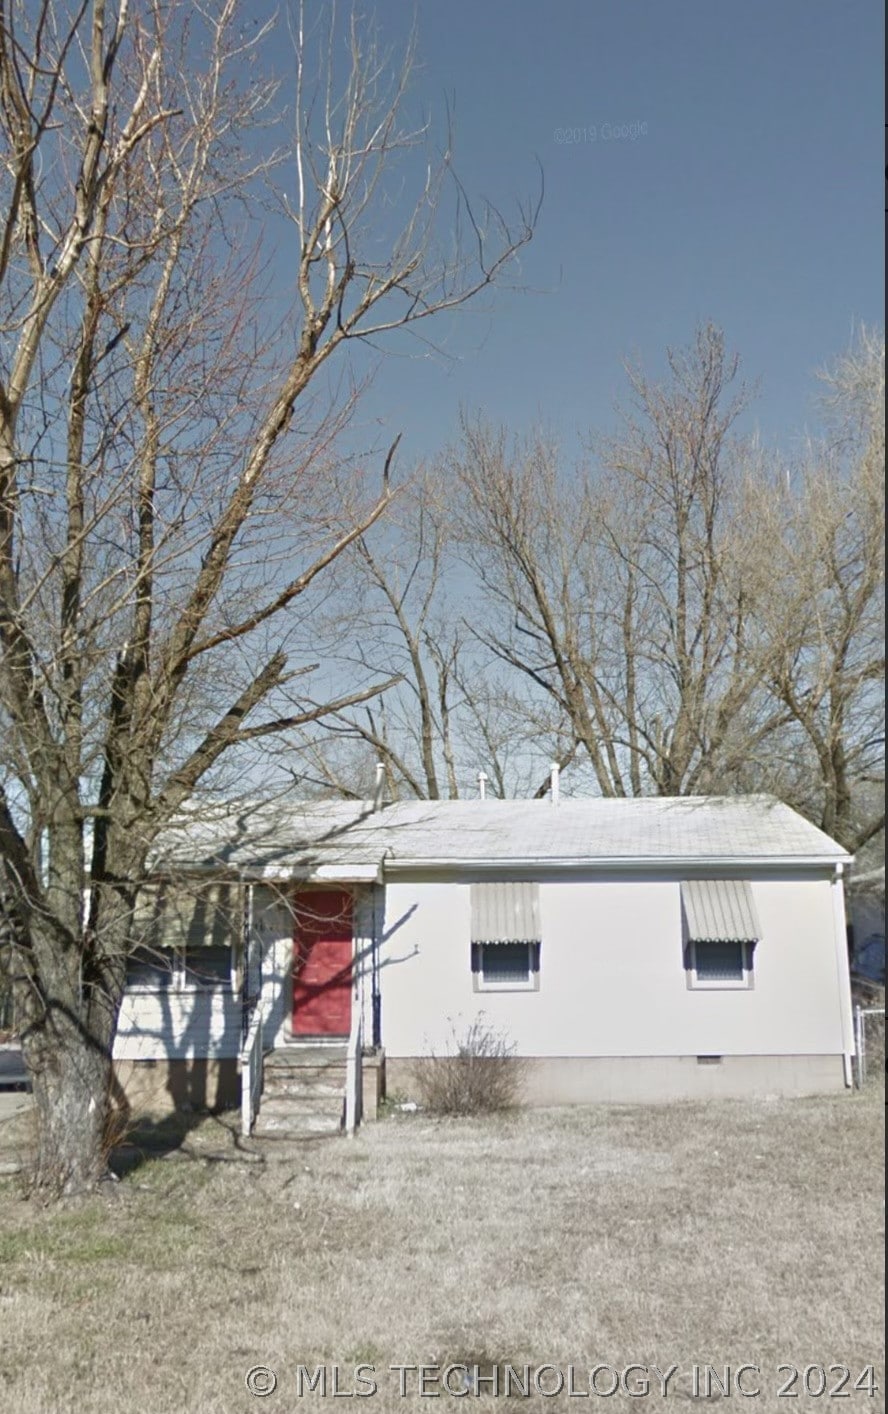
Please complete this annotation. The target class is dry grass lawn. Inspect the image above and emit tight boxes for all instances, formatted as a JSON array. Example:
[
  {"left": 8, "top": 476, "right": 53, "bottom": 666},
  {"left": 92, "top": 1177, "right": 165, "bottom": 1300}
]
[{"left": 0, "top": 1087, "right": 883, "bottom": 1413}]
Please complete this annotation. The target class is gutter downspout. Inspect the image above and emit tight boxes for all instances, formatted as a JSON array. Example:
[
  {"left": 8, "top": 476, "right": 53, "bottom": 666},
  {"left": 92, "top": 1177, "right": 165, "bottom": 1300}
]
[{"left": 830, "top": 862, "right": 855, "bottom": 1087}]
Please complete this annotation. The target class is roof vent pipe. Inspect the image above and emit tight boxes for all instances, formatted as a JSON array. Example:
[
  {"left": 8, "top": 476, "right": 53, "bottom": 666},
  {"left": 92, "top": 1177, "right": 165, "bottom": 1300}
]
[
  {"left": 372, "top": 761, "right": 386, "bottom": 811},
  {"left": 478, "top": 772, "right": 488, "bottom": 800},
  {"left": 550, "top": 762, "right": 560, "bottom": 805}
]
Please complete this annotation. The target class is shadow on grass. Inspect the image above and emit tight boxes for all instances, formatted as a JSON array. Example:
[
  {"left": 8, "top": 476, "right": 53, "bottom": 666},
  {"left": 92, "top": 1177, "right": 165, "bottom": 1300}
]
[
  {"left": 110, "top": 1108, "right": 347, "bottom": 1179},
  {"left": 110, "top": 1107, "right": 259, "bottom": 1178}
]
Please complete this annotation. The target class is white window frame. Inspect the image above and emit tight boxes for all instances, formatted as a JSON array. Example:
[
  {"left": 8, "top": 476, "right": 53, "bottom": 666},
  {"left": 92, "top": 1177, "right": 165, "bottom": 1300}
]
[
  {"left": 473, "top": 940, "right": 539, "bottom": 993},
  {"left": 686, "top": 938, "right": 755, "bottom": 991}
]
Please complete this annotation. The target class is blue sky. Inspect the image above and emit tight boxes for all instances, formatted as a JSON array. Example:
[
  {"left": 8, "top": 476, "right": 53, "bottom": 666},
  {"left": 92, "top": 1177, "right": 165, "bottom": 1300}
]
[{"left": 334, "top": 0, "right": 883, "bottom": 465}]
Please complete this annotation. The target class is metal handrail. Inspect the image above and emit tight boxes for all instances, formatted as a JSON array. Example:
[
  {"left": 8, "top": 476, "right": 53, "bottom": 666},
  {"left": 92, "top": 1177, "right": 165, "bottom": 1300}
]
[
  {"left": 240, "top": 988, "right": 259, "bottom": 1046},
  {"left": 240, "top": 1000, "right": 264, "bottom": 1136},
  {"left": 345, "top": 1008, "right": 363, "bottom": 1136}
]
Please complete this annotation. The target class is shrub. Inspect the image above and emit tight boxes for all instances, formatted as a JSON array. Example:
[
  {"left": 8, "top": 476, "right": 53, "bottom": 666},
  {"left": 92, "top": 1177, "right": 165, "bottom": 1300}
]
[{"left": 410, "top": 1016, "right": 526, "bottom": 1115}]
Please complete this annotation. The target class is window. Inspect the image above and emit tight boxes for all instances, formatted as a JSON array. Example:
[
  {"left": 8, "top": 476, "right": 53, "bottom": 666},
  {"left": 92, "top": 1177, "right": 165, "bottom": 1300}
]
[
  {"left": 472, "top": 940, "right": 540, "bottom": 990},
  {"left": 681, "top": 880, "right": 759, "bottom": 991},
  {"left": 470, "top": 882, "right": 541, "bottom": 992},
  {"left": 182, "top": 943, "right": 234, "bottom": 987},
  {"left": 126, "top": 947, "right": 177, "bottom": 990},
  {"left": 687, "top": 938, "right": 753, "bottom": 989},
  {"left": 126, "top": 881, "right": 242, "bottom": 991}
]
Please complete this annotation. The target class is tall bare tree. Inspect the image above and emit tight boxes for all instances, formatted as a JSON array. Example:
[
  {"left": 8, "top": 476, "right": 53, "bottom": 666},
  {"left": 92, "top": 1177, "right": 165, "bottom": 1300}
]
[
  {"left": 454, "top": 325, "right": 883, "bottom": 836},
  {"left": 455, "top": 327, "right": 785, "bottom": 797},
  {"left": 338, "top": 480, "right": 463, "bottom": 800},
  {"left": 0, "top": 0, "right": 536, "bottom": 1195},
  {"left": 297, "top": 474, "right": 545, "bottom": 801},
  {"left": 750, "top": 329, "right": 885, "bottom": 848}
]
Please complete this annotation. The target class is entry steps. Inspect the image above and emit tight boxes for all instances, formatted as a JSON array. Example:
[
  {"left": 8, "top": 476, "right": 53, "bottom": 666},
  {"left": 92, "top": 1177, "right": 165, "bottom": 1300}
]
[{"left": 252, "top": 1046, "right": 347, "bottom": 1137}]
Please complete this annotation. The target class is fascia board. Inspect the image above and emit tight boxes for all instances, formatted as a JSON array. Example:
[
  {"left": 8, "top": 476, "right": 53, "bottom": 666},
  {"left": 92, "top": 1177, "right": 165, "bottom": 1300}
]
[
  {"left": 381, "top": 853, "right": 850, "bottom": 876},
  {"left": 149, "top": 861, "right": 383, "bottom": 883}
]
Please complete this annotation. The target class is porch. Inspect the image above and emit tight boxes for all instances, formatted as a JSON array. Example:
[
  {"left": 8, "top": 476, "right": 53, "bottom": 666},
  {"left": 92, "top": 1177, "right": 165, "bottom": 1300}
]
[
  {"left": 238, "top": 882, "right": 384, "bottom": 1137},
  {"left": 112, "top": 878, "right": 384, "bottom": 1135}
]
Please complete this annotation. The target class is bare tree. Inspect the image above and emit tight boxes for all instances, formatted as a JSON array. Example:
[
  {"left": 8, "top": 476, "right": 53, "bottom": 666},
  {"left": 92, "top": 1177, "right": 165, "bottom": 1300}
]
[
  {"left": 454, "top": 325, "right": 883, "bottom": 834},
  {"left": 0, "top": 0, "right": 537, "bottom": 1195},
  {"left": 296, "top": 460, "right": 565, "bottom": 801},
  {"left": 298, "top": 475, "right": 499, "bottom": 799},
  {"left": 589, "top": 325, "right": 792, "bottom": 796},
  {"left": 751, "top": 329, "right": 885, "bottom": 849},
  {"left": 454, "top": 327, "right": 780, "bottom": 796},
  {"left": 341, "top": 480, "right": 464, "bottom": 800}
]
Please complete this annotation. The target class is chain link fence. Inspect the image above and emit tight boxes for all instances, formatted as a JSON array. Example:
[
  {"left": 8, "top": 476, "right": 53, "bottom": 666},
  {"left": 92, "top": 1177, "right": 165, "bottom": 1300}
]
[{"left": 853, "top": 1004, "right": 885, "bottom": 1089}]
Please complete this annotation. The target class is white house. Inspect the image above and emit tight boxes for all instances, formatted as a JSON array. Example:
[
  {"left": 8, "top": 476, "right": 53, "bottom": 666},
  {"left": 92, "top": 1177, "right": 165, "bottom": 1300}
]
[{"left": 112, "top": 793, "right": 856, "bottom": 1125}]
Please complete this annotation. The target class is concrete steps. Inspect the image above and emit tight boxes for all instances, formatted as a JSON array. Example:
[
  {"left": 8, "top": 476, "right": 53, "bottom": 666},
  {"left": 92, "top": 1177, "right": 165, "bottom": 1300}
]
[
  {"left": 253, "top": 1095, "right": 344, "bottom": 1136},
  {"left": 253, "top": 1046, "right": 347, "bottom": 1137},
  {"left": 261, "top": 1072, "right": 346, "bottom": 1099}
]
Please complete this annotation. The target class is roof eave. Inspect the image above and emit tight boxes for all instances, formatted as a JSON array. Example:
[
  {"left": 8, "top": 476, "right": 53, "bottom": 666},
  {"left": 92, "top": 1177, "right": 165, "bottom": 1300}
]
[
  {"left": 382, "top": 853, "right": 850, "bottom": 874},
  {"left": 147, "top": 860, "right": 383, "bottom": 884}
]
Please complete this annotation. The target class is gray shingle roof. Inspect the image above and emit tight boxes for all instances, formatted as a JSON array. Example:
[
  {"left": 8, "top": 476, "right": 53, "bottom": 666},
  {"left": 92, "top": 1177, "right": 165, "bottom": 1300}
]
[{"left": 153, "top": 794, "right": 849, "bottom": 878}]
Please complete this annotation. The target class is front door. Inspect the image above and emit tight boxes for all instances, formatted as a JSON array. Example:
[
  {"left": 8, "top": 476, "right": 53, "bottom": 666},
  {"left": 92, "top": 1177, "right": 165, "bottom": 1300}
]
[{"left": 293, "top": 889, "right": 353, "bottom": 1037}]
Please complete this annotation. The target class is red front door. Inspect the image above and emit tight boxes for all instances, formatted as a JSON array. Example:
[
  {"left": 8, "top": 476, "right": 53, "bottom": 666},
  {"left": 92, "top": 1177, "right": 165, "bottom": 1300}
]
[{"left": 293, "top": 890, "right": 353, "bottom": 1037}]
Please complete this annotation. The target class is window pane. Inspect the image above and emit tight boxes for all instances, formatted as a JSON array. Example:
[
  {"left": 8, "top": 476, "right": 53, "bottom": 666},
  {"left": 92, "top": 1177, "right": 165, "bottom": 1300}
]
[
  {"left": 481, "top": 942, "right": 530, "bottom": 983},
  {"left": 695, "top": 940, "right": 745, "bottom": 981},
  {"left": 126, "top": 947, "right": 176, "bottom": 988},
  {"left": 183, "top": 945, "right": 231, "bottom": 986}
]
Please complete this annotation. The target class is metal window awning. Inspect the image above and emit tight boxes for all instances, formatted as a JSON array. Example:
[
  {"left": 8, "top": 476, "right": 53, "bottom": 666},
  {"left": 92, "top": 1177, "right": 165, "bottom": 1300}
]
[
  {"left": 470, "top": 882, "right": 541, "bottom": 944},
  {"left": 681, "top": 879, "right": 761, "bottom": 943}
]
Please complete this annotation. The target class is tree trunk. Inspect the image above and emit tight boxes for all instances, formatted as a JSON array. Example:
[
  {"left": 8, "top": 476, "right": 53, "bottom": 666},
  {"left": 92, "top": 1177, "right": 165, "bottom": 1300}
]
[{"left": 23, "top": 1012, "right": 114, "bottom": 1198}]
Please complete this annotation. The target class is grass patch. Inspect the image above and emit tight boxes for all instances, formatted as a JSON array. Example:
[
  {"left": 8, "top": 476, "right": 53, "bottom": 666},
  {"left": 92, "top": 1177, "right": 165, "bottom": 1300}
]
[
  {"left": 0, "top": 1228, "right": 129, "bottom": 1264},
  {"left": 0, "top": 1088, "right": 882, "bottom": 1412}
]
